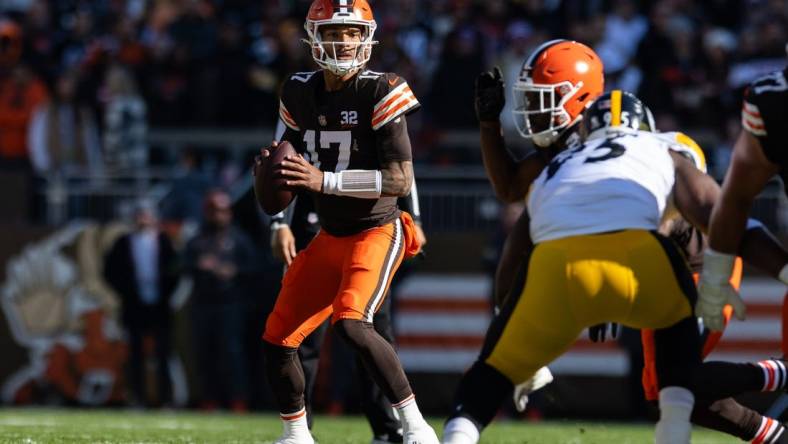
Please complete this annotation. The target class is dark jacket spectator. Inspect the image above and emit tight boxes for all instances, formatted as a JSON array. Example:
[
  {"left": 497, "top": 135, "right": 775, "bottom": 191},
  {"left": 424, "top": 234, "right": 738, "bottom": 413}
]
[
  {"left": 103, "top": 200, "right": 178, "bottom": 406},
  {"left": 183, "top": 190, "right": 258, "bottom": 411}
]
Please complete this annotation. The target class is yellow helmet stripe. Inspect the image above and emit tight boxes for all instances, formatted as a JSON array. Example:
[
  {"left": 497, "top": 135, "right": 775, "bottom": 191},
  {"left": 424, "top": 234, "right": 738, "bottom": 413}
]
[
  {"left": 610, "top": 90, "right": 622, "bottom": 127},
  {"left": 675, "top": 132, "right": 707, "bottom": 173}
]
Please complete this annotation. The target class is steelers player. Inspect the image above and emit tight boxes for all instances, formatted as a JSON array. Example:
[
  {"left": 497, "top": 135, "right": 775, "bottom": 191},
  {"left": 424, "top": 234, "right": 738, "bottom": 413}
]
[
  {"left": 254, "top": 1, "right": 438, "bottom": 443},
  {"left": 443, "top": 91, "right": 788, "bottom": 444},
  {"left": 492, "top": 114, "right": 788, "bottom": 442},
  {"left": 586, "top": 129, "right": 788, "bottom": 444},
  {"left": 465, "top": 38, "right": 605, "bottom": 419}
]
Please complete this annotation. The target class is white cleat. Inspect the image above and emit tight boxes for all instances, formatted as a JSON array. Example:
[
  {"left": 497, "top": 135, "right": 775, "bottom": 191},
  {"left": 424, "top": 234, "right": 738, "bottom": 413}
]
[
  {"left": 513, "top": 366, "right": 554, "bottom": 412},
  {"left": 442, "top": 416, "right": 480, "bottom": 444},
  {"left": 441, "top": 430, "right": 477, "bottom": 444},
  {"left": 273, "top": 433, "right": 315, "bottom": 444},
  {"left": 403, "top": 423, "right": 440, "bottom": 444},
  {"left": 371, "top": 433, "right": 403, "bottom": 444}
]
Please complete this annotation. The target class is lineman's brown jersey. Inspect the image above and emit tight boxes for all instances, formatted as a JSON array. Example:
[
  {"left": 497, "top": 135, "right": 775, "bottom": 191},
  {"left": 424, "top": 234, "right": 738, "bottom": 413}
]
[
  {"left": 278, "top": 70, "right": 419, "bottom": 236},
  {"left": 741, "top": 68, "right": 788, "bottom": 193}
]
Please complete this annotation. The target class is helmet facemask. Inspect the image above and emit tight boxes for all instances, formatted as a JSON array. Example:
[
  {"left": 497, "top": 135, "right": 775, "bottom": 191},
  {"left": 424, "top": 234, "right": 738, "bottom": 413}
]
[
  {"left": 512, "top": 79, "right": 583, "bottom": 148},
  {"left": 304, "top": 21, "right": 377, "bottom": 76}
]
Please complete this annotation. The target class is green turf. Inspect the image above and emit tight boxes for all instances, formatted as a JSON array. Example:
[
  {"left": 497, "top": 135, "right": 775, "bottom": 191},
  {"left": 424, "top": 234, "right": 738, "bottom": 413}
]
[{"left": 0, "top": 408, "right": 735, "bottom": 443}]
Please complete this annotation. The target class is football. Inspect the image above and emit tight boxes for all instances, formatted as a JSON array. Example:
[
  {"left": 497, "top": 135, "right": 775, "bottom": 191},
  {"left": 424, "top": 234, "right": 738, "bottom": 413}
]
[{"left": 255, "top": 140, "right": 297, "bottom": 215}]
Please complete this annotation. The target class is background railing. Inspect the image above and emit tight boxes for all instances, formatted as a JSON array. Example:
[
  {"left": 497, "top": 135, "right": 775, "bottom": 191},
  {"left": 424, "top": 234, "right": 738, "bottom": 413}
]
[{"left": 35, "top": 128, "right": 788, "bottom": 237}]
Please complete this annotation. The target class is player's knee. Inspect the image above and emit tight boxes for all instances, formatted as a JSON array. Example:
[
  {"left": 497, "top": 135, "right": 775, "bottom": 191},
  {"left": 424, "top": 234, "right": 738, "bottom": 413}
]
[
  {"left": 262, "top": 312, "right": 286, "bottom": 343},
  {"left": 333, "top": 319, "right": 374, "bottom": 348},
  {"left": 263, "top": 312, "right": 304, "bottom": 347},
  {"left": 372, "top": 310, "right": 394, "bottom": 342},
  {"left": 486, "top": 353, "right": 538, "bottom": 386},
  {"left": 262, "top": 341, "right": 298, "bottom": 361}
]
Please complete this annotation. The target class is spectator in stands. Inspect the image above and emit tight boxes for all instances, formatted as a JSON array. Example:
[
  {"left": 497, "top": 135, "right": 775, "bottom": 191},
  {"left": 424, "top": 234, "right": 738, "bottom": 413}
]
[
  {"left": 596, "top": 0, "right": 648, "bottom": 76},
  {"left": 183, "top": 190, "right": 258, "bottom": 412},
  {"left": 20, "top": 0, "right": 60, "bottom": 86},
  {"left": 28, "top": 69, "right": 102, "bottom": 176},
  {"left": 0, "top": 22, "right": 48, "bottom": 169},
  {"left": 427, "top": 24, "right": 485, "bottom": 129},
  {"left": 103, "top": 199, "right": 179, "bottom": 408},
  {"left": 160, "top": 149, "right": 213, "bottom": 229},
  {"left": 102, "top": 64, "right": 147, "bottom": 170},
  {"left": 635, "top": 1, "right": 680, "bottom": 115}
]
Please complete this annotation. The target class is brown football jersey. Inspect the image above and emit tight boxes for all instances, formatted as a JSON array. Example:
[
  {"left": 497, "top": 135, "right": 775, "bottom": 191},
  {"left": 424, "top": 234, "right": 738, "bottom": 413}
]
[
  {"left": 742, "top": 68, "right": 788, "bottom": 194},
  {"left": 278, "top": 70, "right": 419, "bottom": 236}
]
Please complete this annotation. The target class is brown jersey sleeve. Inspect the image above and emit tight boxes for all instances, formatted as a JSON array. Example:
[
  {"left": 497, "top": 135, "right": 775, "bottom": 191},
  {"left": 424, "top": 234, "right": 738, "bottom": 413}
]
[
  {"left": 741, "top": 69, "right": 788, "bottom": 166},
  {"left": 279, "top": 99, "right": 300, "bottom": 132},
  {"left": 372, "top": 73, "right": 418, "bottom": 163},
  {"left": 371, "top": 73, "right": 420, "bottom": 131},
  {"left": 376, "top": 113, "right": 412, "bottom": 163}
]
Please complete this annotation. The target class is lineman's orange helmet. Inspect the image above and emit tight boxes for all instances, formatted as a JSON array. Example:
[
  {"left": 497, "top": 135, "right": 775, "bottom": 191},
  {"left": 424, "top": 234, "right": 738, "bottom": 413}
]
[{"left": 512, "top": 40, "right": 604, "bottom": 148}]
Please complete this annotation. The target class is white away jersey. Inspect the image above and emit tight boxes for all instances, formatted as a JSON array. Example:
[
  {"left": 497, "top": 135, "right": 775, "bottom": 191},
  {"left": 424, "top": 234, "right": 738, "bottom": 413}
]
[{"left": 528, "top": 131, "right": 676, "bottom": 243}]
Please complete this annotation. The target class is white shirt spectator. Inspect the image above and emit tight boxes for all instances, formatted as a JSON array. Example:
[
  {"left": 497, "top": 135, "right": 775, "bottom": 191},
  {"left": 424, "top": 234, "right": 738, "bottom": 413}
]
[{"left": 130, "top": 229, "right": 159, "bottom": 305}]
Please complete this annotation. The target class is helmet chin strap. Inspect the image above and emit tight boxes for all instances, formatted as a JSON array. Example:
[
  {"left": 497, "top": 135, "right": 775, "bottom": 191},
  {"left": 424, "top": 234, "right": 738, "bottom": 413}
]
[
  {"left": 532, "top": 131, "right": 558, "bottom": 148},
  {"left": 537, "top": 117, "right": 583, "bottom": 149}
]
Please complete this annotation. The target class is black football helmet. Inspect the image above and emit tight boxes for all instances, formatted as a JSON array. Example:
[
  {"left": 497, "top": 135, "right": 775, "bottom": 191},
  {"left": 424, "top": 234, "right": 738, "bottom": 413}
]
[{"left": 582, "top": 90, "right": 655, "bottom": 139}]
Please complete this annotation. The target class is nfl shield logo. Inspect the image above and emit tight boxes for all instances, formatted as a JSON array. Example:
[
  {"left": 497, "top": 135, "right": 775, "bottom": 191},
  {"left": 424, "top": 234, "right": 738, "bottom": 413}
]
[{"left": 318, "top": 115, "right": 327, "bottom": 126}]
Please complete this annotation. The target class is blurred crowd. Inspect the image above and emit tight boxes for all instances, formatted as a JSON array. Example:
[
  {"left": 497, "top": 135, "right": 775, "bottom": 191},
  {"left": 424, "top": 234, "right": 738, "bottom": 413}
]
[{"left": 0, "top": 0, "right": 784, "bottom": 177}]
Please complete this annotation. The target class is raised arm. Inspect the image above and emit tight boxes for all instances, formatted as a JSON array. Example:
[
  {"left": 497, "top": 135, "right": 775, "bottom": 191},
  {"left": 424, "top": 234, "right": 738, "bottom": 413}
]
[
  {"left": 480, "top": 124, "right": 547, "bottom": 202},
  {"left": 707, "top": 131, "right": 779, "bottom": 255},
  {"left": 476, "top": 68, "right": 546, "bottom": 202}
]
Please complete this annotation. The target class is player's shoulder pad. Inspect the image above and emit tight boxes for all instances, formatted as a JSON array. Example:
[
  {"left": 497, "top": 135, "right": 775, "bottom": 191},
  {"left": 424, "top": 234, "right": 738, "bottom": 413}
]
[
  {"left": 279, "top": 71, "right": 318, "bottom": 131},
  {"left": 365, "top": 71, "right": 420, "bottom": 130},
  {"left": 280, "top": 71, "right": 320, "bottom": 105},
  {"left": 741, "top": 70, "right": 787, "bottom": 138},
  {"left": 656, "top": 131, "right": 707, "bottom": 173},
  {"left": 287, "top": 70, "right": 320, "bottom": 85},
  {"left": 747, "top": 70, "right": 788, "bottom": 99}
]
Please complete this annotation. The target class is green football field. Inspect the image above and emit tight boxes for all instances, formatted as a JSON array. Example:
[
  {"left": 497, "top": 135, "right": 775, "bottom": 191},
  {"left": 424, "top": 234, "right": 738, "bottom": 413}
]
[{"left": 0, "top": 408, "right": 736, "bottom": 443}]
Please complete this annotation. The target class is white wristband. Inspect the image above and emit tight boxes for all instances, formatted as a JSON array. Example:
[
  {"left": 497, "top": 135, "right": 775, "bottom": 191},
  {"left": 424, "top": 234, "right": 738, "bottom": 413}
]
[
  {"left": 779, "top": 263, "right": 788, "bottom": 286},
  {"left": 702, "top": 248, "right": 737, "bottom": 285},
  {"left": 746, "top": 218, "right": 764, "bottom": 230},
  {"left": 322, "top": 170, "right": 382, "bottom": 199},
  {"left": 270, "top": 221, "right": 288, "bottom": 231}
]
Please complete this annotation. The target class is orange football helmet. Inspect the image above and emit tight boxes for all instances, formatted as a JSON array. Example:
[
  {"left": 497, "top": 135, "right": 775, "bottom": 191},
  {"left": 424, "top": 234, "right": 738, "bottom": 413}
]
[
  {"left": 304, "top": 0, "right": 377, "bottom": 76},
  {"left": 512, "top": 39, "right": 604, "bottom": 148}
]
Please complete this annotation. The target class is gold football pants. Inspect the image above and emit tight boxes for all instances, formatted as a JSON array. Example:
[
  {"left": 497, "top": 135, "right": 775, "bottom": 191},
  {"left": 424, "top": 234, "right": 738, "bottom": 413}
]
[{"left": 485, "top": 230, "right": 696, "bottom": 384}]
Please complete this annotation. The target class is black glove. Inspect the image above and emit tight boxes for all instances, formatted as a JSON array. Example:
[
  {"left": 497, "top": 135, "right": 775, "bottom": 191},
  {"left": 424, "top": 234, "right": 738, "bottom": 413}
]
[
  {"left": 474, "top": 66, "right": 505, "bottom": 122},
  {"left": 588, "top": 323, "right": 619, "bottom": 342}
]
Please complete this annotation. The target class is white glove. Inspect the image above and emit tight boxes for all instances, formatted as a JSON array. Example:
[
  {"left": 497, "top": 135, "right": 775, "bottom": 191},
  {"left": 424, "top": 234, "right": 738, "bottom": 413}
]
[
  {"left": 779, "top": 263, "right": 788, "bottom": 286},
  {"left": 513, "top": 366, "right": 553, "bottom": 412},
  {"left": 696, "top": 249, "right": 746, "bottom": 331}
]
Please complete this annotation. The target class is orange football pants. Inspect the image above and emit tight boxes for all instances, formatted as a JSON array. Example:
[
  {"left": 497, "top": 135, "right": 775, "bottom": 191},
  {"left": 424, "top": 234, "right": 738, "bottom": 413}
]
[
  {"left": 263, "top": 212, "right": 420, "bottom": 348},
  {"left": 641, "top": 258, "right": 743, "bottom": 401}
]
